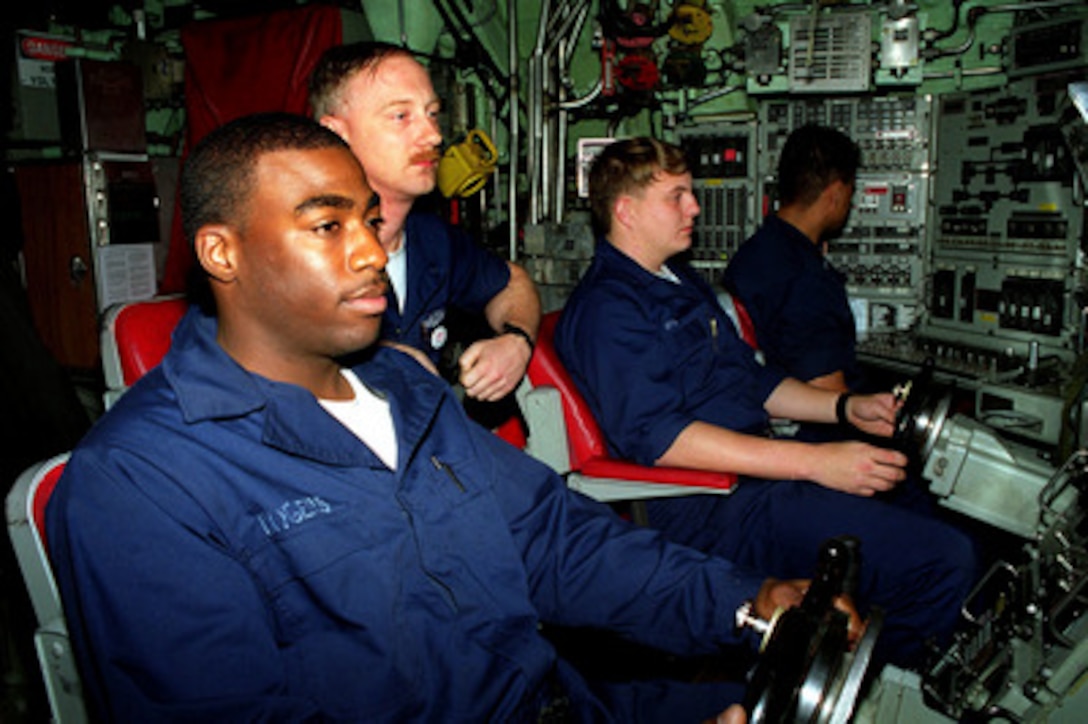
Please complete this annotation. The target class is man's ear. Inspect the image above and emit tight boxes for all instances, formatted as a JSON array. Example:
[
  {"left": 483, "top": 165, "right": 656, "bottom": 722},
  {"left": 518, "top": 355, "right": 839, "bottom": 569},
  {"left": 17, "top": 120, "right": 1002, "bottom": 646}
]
[
  {"left": 613, "top": 194, "right": 635, "bottom": 230},
  {"left": 193, "top": 225, "right": 238, "bottom": 283},
  {"left": 832, "top": 179, "right": 853, "bottom": 204},
  {"left": 817, "top": 181, "right": 844, "bottom": 214},
  {"left": 319, "top": 114, "right": 348, "bottom": 142}
]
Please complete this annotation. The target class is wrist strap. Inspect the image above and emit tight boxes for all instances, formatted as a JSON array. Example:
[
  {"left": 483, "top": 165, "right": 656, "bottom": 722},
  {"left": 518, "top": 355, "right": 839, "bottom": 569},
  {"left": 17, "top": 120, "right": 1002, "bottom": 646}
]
[
  {"left": 501, "top": 323, "right": 534, "bottom": 352},
  {"left": 835, "top": 392, "right": 852, "bottom": 426}
]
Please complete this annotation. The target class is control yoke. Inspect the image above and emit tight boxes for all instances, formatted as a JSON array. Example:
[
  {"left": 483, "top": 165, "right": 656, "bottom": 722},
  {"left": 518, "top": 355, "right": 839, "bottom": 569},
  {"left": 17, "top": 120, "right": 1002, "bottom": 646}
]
[{"left": 740, "top": 536, "right": 883, "bottom": 724}]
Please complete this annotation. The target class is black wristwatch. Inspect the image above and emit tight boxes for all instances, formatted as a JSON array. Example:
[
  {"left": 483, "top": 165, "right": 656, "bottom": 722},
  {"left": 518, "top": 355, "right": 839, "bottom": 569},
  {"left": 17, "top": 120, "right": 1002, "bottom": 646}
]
[
  {"left": 501, "top": 323, "right": 535, "bottom": 352},
  {"left": 835, "top": 392, "right": 853, "bottom": 426}
]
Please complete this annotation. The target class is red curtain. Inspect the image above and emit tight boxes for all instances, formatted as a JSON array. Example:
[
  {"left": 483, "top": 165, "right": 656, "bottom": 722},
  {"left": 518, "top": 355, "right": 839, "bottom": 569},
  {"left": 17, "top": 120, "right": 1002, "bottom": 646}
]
[{"left": 161, "top": 4, "right": 344, "bottom": 293}]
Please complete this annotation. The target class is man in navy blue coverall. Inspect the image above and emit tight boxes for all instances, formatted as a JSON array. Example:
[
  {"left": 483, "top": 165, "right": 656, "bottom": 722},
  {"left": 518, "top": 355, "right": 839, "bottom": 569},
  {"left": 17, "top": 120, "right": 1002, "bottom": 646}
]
[
  {"left": 310, "top": 42, "right": 540, "bottom": 403},
  {"left": 555, "top": 137, "right": 978, "bottom": 671},
  {"left": 723, "top": 124, "right": 861, "bottom": 394},
  {"left": 45, "top": 113, "right": 825, "bottom": 722}
]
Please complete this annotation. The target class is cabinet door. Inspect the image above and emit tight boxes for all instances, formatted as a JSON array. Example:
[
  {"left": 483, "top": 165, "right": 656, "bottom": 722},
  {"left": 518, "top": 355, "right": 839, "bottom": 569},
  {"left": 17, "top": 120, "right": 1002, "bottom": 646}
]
[{"left": 16, "top": 163, "right": 99, "bottom": 370}]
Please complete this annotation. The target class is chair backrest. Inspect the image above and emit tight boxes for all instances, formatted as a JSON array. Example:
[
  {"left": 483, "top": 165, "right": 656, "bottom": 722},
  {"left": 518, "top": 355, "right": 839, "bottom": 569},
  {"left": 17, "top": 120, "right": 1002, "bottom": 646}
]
[
  {"left": 493, "top": 414, "right": 528, "bottom": 449},
  {"left": 526, "top": 311, "right": 609, "bottom": 471},
  {"left": 521, "top": 310, "right": 736, "bottom": 499},
  {"left": 717, "top": 290, "right": 759, "bottom": 350},
  {"left": 6, "top": 453, "right": 88, "bottom": 723},
  {"left": 7, "top": 453, "right": 69, "bottom": 625},
  {"left": 732, "top": 297, "right": 758, "bottom": 349},
  {"left": 101, "top": 295, "right": 188, "bottom": 407}
]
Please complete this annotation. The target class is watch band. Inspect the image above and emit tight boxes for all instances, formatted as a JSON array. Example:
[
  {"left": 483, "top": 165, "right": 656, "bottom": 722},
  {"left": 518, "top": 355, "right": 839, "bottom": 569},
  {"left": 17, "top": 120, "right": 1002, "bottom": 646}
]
[
  {"left": 501, "top": 322, "right": 534, "bottom": 351},
  {"left": 836, "top": 392, "right": 853, "bottom": 426}
]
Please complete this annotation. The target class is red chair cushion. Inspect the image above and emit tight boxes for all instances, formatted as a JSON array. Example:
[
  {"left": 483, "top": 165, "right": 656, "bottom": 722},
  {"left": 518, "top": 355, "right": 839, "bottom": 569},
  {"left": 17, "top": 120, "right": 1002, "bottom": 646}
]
[
  {"left": 31, "top": 460, "right": 67, "bottom": 554},
  {"left": 732, "top": 297, "right": 759, "bottom": 349},
  {"left": 114, "top": 298, "right": 188, "bottom": 386},
  {"left": 493, "top": 415, "right": 527, "bottom": 449},
  {"left": 528, "top": 311, "right": 735, "bottom": 490},
  {"left": 527, "top": 312, "right": 608, "bottom": 469},
  {"left": 581, "top": 457, "right": 735, "bottom": 488}
]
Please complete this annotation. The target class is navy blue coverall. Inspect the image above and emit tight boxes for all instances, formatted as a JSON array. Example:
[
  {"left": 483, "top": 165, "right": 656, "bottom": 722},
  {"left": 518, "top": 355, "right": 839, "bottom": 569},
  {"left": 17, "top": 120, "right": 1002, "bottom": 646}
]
[
  {"left": 379, "top": 211, "right": 510, "bottom": 365},
  {"left": 556, "top": 240, "right": 979, "bottom": 669},
  {"left": 723, "top": 215, "right": 860, "bottom": 388},
  {"left": 48, "top": 306, "right": 767, "bottom": 722}
]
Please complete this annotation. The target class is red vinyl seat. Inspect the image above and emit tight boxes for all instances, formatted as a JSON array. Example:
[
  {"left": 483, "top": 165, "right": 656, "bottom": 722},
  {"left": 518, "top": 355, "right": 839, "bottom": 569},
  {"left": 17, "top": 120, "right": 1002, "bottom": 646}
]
[
  {"left": 518, "top": 311, "right": 736, "bottom": 502},
  {"left": 100, "top": 295, "right": 188, "bottom": 408}
]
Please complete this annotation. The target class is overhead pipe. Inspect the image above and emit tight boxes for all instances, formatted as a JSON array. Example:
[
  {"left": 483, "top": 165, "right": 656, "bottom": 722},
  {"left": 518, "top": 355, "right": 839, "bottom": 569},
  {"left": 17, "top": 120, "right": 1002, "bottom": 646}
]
[
  {"left": 552, "top": 1, "right": 591, "bottom": 223},
  {"left": 527, "top": 0, "right": 556, "bottom": 226},
  {"left": 557, "top": 1, "right": 592, "bottom": 223},
  {"left": 529, "top": 0, "right": 591, "bottom": 226},
  {"left": 555, "top": 35, "right": 570, "bottom": 224},
  {"left": 559, "top": 78, "right": 603, "bottom": 111},
  {"left": 531, "top": 0, "right": 576, "bottom": 225},
  {"left": 432, "top": 0, "right": 508, "bottom": 93},
  {"left": 539, "top": 1, "right": 576, "bottom": 224},
  {"left": 542, "top": 1, "right": 590, "bottom": 59},
  {"left": 539, "top": 7, "right": 555, "bottom": 226},
  {"left": 508, "top": 0, "right": 519, "bottom": 259}
]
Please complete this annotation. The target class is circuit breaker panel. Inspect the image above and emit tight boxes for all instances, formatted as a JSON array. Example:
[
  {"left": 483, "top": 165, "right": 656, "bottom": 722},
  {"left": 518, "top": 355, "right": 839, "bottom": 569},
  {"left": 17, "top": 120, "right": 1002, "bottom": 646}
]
[
  {"left": 679, "top": 124, "right": 757, "bottom": 285},
  {"left": 922, "top": 77, "right": 1084, "bottom": 366},
  {"left": 858, "top": 76, "right": 1088, "bottom": 450}
]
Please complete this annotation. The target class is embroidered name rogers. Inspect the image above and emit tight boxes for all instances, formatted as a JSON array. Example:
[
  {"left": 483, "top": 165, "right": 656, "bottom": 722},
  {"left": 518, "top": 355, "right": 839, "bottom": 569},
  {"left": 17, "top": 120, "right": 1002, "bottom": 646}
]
[{"left": 258, "top": 497, "right": 333, "bottom": 536}]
